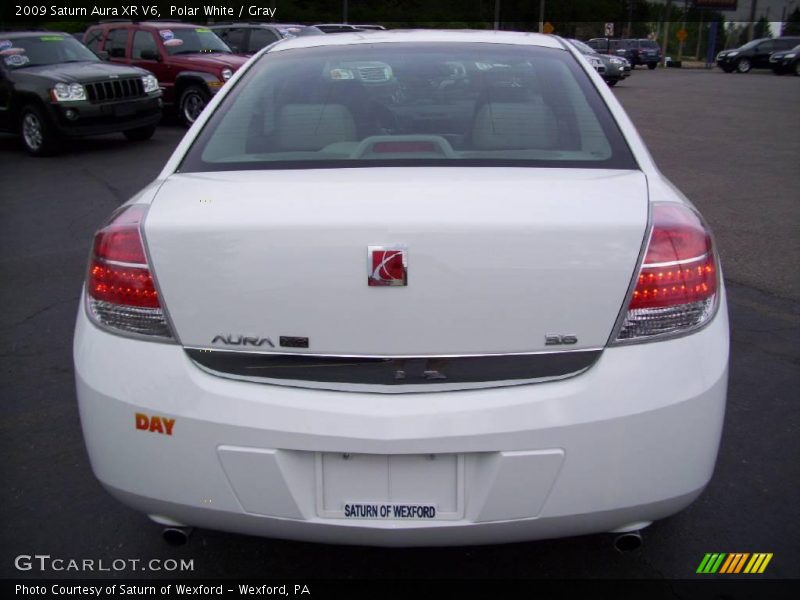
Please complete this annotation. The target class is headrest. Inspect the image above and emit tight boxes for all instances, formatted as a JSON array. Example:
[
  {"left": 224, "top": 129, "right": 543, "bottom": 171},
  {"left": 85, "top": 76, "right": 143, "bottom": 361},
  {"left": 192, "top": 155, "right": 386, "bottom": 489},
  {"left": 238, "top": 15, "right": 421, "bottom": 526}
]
[
  {"left": 275, "top": 104, "right": 357, "bottom": 151},
  {"left": 472, "top": 99, "right": 558, "bottom": 150}
]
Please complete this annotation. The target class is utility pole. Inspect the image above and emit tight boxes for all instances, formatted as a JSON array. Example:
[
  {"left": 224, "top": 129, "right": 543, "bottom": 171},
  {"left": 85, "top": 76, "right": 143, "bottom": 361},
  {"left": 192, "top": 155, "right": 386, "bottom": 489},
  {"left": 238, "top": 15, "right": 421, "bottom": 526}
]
[
  {"left": 494, "top": 0, "right": 500, "bottom": 30},
  {"left": 780, "top": 2, "right": 798, "bottom": 35},
  {"left": 626, "top": 0, "right": 634, "bottom": 38},
  {"left": 695, "top": 11, "right": 704, "bottom": 60},
  {"left": 661, "top": 0, "right": 673, "bottom": 67},
  {"left": 678, "top": 0, "right": 688, "bottom": 62},
  {"left": 780, "top": 2, "right": 793, "bottom": 34},
  {"left": 343, "top": 0, "right": 348, "bottom": 24},
  {"left": 748, "top": 0, "right": 758, "bottom": 41},
  {"left": 538, "top": 0, "right": 545, "bottom": 34}
]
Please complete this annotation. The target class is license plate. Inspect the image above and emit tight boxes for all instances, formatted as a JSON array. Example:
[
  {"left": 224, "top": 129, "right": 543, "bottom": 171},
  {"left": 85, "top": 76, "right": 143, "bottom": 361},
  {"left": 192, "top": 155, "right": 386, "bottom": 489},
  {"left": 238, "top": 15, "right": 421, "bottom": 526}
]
[
  {"left": 316, "top": 453, "right": 464, "bottom": 520},
  {"left": 342, "top": 502, "right": 438, "bottom": 520},
  {"left": 114, "top": 103, "right": 136, "bottom": 116}
]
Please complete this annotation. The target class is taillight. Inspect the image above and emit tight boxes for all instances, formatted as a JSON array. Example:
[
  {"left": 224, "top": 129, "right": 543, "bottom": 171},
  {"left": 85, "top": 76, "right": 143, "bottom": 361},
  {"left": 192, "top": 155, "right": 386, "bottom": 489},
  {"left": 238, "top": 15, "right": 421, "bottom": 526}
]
[
  {"left": 614, "top": 203, "right": 719, "bottom": 342},
  {"left": 86, "top": 205, "right": 173, "bottom": 339}
]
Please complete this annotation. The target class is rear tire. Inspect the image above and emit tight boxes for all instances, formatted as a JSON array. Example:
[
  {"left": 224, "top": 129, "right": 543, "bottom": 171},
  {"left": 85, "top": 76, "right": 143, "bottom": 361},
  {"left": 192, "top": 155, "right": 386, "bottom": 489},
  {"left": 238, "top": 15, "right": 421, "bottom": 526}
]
[
  {"left": 606, "top": 79, "right": 618, "bottom": 87},
  {"left": 19, "top": 104, "right": 61, "bottom": 156},
  {"left": 736, "top": 58, "right": 751, "bottom": 73},
  {"left": 123, "top": 125, "right": 156, "bottom": 141},
  {"left": 179, "top": 85, "right": 209, "bottom": 127},
  {"left": 794, "top": 62, "right": 800, "bottom": 76},
  {"left": 647, "top": 62, "right": 657, "bottom": 70}
]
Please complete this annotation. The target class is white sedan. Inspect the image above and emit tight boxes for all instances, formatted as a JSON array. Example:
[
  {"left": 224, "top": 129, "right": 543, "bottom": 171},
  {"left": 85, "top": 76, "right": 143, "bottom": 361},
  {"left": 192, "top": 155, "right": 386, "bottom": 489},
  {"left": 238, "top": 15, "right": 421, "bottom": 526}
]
[{"left": 74, "top": 30, "right": 728, "bottom": 548}]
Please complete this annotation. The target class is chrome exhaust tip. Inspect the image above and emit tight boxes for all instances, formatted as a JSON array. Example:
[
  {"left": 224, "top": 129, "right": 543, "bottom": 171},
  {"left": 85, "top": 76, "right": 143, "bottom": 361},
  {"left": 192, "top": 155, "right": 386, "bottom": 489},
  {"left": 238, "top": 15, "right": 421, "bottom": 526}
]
[
  {"left": 162, "top": 526, "right": 193, "bottom": 546},
  {"left": 613, "top": 530, "right": 643, "bottom": 552}
]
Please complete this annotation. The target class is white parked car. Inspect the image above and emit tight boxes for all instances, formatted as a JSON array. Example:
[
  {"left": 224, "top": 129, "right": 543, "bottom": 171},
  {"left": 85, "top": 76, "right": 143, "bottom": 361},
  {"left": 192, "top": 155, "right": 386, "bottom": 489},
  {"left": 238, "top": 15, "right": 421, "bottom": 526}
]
[{"left": 74, "top": 30, "right": 728, "bottom": 548}]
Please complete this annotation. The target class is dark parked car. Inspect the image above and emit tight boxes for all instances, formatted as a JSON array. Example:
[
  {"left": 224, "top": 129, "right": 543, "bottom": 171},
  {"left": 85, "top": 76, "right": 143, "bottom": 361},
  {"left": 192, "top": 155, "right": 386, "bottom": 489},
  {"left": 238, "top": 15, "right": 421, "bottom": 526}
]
[
  {"left": 0, "top": 31, "right": 162, "bottom": 155},
  {"left": 769, "top": 44, "right": 800, "bottom": 75},
  {"left": 310, "top": 24, "right": 385, "bottom": 34},
  {"left": 83, "top": 21, "right": 247, "bottom": 125},
  {"left": 209, "top": 23, "right": 284, "bottom": 56},
  {"left": 717, "top": 36, "right": 800, "bottom": 73},
  {"left": 269, "top": 23, "right": 311, "bottom": 37},
  {"left": 586, "top": 38, "right": 635, "bottom": 64},
  {"left": 568, "top": 39, "right": 631, "bottom": 86},
  {"left": 625, "top": 39, "right": 662, "bottom": 69},
  {"left": 311, "top": 24, "right": 364, "bottom": 34}
]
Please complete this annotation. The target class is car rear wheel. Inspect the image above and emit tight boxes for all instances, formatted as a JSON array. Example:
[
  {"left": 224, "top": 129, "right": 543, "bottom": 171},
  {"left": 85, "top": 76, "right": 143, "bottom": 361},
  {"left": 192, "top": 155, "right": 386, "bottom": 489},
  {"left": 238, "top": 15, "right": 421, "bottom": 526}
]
[
  {"left": 607, "top": 79, "right": 618, "bottom": 87},
  {"left": 794, "top": 62, "right": 800, "bottom": 76},
  {"left": 123, "top": 125, "right": 157, "bottom": 141},
  {"left": 736, "top": 58, "right": 751, "bottom": 73},
  {"left": 19, "top": 105, "right": 60, "bottom": 157},
  {"left": 179, "top": 85, "right": 209, "bottom": 127},
  {"left": 647, "top": 62, "right": 657, "bottom": 70}
]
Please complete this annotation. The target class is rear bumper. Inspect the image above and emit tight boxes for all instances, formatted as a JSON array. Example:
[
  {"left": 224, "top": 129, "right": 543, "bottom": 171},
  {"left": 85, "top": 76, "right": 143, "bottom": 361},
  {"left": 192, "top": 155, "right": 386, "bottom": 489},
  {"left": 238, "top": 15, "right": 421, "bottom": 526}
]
[
  {"left": 74, "top": 290, "right": 729, "bottom": 546},
  {"left": 635, "top": 54, "right": 659, "bottom": 65}
]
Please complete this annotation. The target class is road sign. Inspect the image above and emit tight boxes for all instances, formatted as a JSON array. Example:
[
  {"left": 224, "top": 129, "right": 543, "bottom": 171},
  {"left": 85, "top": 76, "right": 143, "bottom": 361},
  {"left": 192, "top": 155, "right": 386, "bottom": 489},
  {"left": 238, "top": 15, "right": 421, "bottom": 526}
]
[
  {"left": 676, "top": 29, "right": 688, "bottom": 42},
  {"left": 543, "top": 22, "right": 554, "bottom": 34},
  {"left": 604, "top": 22, "right": 614, "bottom": 37}
]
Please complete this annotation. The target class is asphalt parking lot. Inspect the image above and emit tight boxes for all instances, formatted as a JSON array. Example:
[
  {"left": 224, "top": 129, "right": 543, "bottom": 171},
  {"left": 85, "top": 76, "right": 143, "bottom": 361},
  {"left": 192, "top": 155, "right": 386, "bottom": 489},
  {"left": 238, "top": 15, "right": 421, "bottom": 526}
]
[{"left": 1, "top": 67, "right": 798, "bottom": 580}]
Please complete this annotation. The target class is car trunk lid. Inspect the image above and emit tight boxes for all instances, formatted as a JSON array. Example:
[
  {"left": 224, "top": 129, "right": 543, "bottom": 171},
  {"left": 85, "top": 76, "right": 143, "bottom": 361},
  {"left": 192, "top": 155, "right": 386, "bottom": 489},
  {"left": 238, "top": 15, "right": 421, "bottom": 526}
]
[{"left": 145, "top": 167, "right": 647, "bottom": 357}]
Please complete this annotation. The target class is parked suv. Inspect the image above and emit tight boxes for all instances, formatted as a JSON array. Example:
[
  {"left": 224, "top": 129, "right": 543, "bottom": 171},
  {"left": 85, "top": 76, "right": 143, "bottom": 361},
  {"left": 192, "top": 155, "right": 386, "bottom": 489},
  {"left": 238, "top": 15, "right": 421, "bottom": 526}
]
[
  {"left": 625, "top": 39, "right": 661, "bottom": 69},
  {"left": 209, "top": 23, "right": 284, "bottom": 56},
  {"left": 83, "top": 21, "right": 247, "bottom": 125},
  {"left": 0, "top": 31, "right": 162, "bottom": 155},
  {"left": 586, "top": 38, "right": 634, "bottom": 63},
  {"left": 717, "top": 36, "right": 800, "bottom": 73}
]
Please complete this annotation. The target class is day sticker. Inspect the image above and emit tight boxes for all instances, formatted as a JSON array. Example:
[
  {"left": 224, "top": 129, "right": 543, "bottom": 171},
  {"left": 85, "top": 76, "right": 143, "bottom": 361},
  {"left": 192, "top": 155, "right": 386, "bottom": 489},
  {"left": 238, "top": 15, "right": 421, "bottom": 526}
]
[{"left": 4, "top": 54, "right": 30, "bottom": 66}]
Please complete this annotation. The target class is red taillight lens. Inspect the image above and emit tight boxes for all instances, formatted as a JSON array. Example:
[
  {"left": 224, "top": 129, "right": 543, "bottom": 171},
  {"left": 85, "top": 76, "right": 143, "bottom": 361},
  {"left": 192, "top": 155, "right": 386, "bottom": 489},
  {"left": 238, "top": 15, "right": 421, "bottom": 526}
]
[
  {"left": 92, "top": 206, "right": 148, "bottom": 263},
  {"left": 615, "top": 203, "right": 719, "bottom": 342},
  {"left": 629, "top": 204, "right": 716, "bottom": 310},
  {"left": 88, "top": 260, "right": 160, "bottom": 308},
  {"left": 86, "top": 205, "right": 172, "bottom": 339}
]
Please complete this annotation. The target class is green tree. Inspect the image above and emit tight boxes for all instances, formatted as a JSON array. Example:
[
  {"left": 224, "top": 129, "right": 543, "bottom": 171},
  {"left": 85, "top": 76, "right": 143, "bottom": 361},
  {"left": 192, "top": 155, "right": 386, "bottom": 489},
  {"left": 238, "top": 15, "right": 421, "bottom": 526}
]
[
  {"left": 753, "top": 16, "right": 772, "bottom": 39},
  {"left": 783, "top": 7, "right": 800, "bottom": 36}
]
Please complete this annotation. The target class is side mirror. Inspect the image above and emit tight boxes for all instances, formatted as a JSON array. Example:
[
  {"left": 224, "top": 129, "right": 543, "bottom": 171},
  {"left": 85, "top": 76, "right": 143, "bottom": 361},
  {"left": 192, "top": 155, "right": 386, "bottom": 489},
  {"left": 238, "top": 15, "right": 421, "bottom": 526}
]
[
  {"left": 96, "top": 50, "right": 109, "bottom": 60},
  {"left": 140, "top": 49, "right": 160, "bottom": 61}
]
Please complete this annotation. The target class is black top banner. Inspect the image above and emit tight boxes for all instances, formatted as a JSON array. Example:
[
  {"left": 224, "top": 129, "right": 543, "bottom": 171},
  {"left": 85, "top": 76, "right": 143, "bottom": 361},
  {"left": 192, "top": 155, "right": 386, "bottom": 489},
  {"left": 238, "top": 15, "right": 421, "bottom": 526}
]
[{"left": 0, "top": 0, "right": 750, "bottom": 28}]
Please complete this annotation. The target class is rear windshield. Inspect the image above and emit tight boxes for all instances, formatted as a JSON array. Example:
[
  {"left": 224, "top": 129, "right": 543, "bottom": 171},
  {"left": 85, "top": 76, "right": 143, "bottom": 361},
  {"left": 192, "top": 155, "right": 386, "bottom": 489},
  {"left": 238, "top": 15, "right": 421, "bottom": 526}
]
[
  {"left": 638, "top": 40, "right": 659, "bottom": 48},
  {"left": 157, "top": 27, "right": 231, "bottom": 55},
  {"left": 0, "top": 35, "right": 98, "bottom": 69},
  {"left": 180, "top": 42, "right": 637, "bottom": 172}
]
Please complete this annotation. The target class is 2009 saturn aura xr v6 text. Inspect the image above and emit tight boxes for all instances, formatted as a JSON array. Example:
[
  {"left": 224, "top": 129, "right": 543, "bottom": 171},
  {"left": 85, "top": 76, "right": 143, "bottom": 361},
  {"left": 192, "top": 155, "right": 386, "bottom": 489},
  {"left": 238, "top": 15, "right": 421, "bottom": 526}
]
[{"left": 74, "top": 30, "right": 729, "bottom": 547}]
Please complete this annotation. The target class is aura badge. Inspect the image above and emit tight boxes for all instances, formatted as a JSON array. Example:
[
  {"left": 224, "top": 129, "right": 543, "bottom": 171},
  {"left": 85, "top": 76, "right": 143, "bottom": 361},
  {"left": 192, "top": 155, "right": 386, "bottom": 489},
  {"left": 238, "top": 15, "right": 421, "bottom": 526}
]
[{"left": 368, "top": 246, "right": 407, "bottom": 287}]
